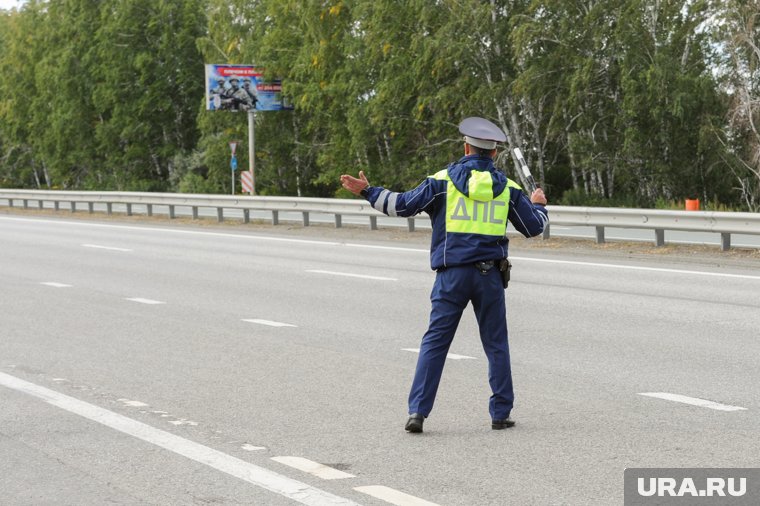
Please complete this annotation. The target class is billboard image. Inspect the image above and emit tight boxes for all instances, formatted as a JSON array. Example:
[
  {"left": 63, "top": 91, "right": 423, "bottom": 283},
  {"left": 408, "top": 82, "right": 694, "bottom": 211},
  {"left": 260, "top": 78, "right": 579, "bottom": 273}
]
[{"left": 205, "top": 64, "right": 292, "bottom": 112}]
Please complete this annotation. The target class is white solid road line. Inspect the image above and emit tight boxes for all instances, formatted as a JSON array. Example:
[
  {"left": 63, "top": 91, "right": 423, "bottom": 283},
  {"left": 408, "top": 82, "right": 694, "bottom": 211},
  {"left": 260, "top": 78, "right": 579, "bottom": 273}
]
[
  {"left": 40, "top": 282, "right": 72, "bottom": 288},
  {"left": 242, "top": 319, "right": 297, "bottom": 328},
  {"left": 306, "top": 270, "right": 398, "bottom": 281},
  {"left": 125, "top": 298, "right": 166, "bottom": 305},
  {"left": 354, "top": 485, "right": 440, "bottom": 506},
  {"left": 638, "top": 392, "right": 748, "bottom": 412},
  {"left": 511, "top": 256, "right": 760, "bottom": 281},
  {"left": 272, "top": 456, "right": 356, "bottom": 480},
  {"left": 4, "top": 216, "right": 758, "bottom": 281},
  {"left": 82, "top": 243, "right": 133, "bottom": 252},
  {"left": 0, "top": 372, "right": 361, "bottom": 506},
  {"left": 402, "top": 348, "right": 476, "bottom": 360}
]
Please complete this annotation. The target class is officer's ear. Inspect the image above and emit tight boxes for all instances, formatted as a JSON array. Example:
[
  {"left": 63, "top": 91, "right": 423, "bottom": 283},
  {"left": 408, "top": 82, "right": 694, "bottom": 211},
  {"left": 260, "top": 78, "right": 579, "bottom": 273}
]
[{"left": 464, "top": 143, "right": 471, "bottom": 156}]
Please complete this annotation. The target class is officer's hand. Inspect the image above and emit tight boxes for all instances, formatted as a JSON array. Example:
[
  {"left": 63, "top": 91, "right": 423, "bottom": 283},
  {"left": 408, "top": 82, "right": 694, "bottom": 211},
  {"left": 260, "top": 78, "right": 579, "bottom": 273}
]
[
  {"left": 531, "top": 188, "right": 547, "bottom": 205},
  {"left": 340, "top": 171, "right": 370, "bottom": 196}
]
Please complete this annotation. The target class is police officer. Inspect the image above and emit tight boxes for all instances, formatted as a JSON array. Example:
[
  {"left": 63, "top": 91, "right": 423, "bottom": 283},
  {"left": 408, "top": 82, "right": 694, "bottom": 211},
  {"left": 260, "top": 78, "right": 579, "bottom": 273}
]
[{"left": 340, "top": 117, "right": 548, "bottom": 433}]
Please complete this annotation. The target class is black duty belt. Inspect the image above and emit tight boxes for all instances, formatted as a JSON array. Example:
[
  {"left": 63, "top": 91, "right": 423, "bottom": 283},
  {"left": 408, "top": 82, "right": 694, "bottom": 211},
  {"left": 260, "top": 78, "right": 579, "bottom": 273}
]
[{"left": 436, "top": 260, "right": 505, "bottom": 276}]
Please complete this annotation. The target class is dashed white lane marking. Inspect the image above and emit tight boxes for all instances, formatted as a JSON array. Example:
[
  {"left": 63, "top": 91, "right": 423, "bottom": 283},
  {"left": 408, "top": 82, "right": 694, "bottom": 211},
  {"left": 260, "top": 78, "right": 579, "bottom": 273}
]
[
  {"left": 306, "top": 270, "right": 398, "bottom": 281},
  {"left": 0, "top": 372, "right": 361, "bottom": 506},
  {"left": 82, "top": 243, "right": 133, "bottom": 252},
  {"left": 354, "top": 485, "right": 440, "bottom": 506},
  {"left": 242, "top": 444, "right": 266, "bottom": 451},
  {"left": 125, "top": 297, "right": 165, "bottom": 305},
  {"left": 118, "top": 399, "right": 149, "bottom": 407},
  {"left": 40, "top": 282, "right": 72, "bottom": 288},
  {"left": 272, "top": 457, "right": 355, "bottom": 480},
  {"left": 638, "top": 392, "right": 748, "bottom": 412},
  {"left": 242, "top": 319, "right": 297, "bottom": 328},
  {"left": 402, "top": 348, "right": 476, "bottom": 361}
]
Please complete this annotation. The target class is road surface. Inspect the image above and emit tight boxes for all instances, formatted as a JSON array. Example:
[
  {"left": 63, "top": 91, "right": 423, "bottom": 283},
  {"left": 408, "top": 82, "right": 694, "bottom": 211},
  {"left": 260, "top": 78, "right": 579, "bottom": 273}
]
[{"left": 1, "top": 213, "right": 759, "bottom": 505}]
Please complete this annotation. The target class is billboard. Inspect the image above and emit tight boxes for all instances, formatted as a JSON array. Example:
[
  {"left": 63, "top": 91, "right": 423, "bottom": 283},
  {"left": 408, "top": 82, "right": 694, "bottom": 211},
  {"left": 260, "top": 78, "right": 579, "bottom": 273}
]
[{"left": 205, "top": 64, "right": 292, "bottom": 112}]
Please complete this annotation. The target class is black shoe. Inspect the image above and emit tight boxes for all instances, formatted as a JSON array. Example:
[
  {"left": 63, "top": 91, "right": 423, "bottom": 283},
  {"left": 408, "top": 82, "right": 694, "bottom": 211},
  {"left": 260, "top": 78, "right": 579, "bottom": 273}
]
[
  {"left": 491, "top": 418, "right": 515, "bottom": 430},
  {"left": 405, "top": 413, "right": 425, "bottom": 433}
]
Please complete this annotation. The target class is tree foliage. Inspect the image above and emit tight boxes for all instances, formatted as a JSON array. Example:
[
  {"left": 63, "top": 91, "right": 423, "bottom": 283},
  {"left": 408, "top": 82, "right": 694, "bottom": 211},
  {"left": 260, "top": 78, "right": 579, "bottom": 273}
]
[{"left": 0, "top": 0, "right": 757, "bottom": 210}]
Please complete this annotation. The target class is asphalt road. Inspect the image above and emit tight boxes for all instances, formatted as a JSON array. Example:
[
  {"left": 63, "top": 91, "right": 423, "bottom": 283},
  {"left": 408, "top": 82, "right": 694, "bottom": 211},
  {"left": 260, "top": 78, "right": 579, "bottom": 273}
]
[{"left": 1, "top": 212, "right": 759, "bottom": 506}]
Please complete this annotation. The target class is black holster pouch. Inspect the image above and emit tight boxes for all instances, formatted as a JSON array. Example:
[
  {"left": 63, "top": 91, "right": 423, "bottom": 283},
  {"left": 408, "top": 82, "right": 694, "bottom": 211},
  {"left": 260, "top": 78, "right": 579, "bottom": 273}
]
[{"left": 498, "top": 259, "right": 512, "bottom": 289}]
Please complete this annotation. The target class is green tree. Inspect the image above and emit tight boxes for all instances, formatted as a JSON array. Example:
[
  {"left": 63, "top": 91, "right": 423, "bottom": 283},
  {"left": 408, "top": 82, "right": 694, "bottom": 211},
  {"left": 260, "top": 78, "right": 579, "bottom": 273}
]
[
  {"left": 93, "top": 0, "right": 206, "bottom": 190},
  {"left": 718, "top": 0, "right": 760, "bottom": 211},
  {"left": 616, "top": 0, "right": 726, "bottom": 205},
  {"left": 30, "top": 0, "right": 103, "bottom": 188}
]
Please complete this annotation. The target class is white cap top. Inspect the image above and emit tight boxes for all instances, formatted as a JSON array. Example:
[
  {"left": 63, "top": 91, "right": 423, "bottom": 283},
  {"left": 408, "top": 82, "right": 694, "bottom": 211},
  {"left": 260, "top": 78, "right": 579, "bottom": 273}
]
[{"left": 458, "top": 117, "right": 507, "bottom": 150}]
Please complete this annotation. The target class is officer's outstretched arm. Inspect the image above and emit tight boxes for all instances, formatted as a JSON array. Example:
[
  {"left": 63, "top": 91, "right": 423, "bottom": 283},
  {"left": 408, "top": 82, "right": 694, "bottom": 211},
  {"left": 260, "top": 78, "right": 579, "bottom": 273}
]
[{"left": 367, "top": 178, "right": 443, "bottom": 217}]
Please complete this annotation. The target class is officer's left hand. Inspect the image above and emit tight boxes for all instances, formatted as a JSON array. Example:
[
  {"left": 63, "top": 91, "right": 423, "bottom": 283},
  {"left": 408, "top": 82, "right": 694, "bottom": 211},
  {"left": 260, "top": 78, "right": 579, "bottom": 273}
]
[{"left": 340, "top": 171, "right": 370, "bottom": 196}]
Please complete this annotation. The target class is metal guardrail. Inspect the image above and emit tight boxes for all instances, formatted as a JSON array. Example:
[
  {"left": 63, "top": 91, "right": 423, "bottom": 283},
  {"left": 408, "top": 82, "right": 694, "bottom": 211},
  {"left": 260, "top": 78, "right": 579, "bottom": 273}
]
[
  {"left": 546, "top": 206, "right": 759, "bottom": 250},
  {"left": 1, "top": 189, "right": 759, "bottom": 251}
]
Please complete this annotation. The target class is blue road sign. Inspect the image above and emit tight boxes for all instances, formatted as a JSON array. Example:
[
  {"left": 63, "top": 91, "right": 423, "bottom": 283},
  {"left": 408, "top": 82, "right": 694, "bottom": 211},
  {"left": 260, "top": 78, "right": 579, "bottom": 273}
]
[{"left": 231, "top": 156, "right": 238, "bottom": 171}]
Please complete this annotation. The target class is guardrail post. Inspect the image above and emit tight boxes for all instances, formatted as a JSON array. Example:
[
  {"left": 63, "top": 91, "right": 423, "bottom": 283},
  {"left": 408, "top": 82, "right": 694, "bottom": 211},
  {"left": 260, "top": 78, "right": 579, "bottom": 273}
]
[
  {"left": 38, "top": 200, "right": 44, "bottom": 210},
  {"left": 407, "top": 218, "right": 415, "bottom": 232},
  {"left": 70, "top": 201, "right": 76, "bottom": 213},
  {"left": 88, "top": 202, "right": 94, "bottom": 214},
  {"left": 542, "top": 223, "right": 550, "bottom": 240},
  {"left": 721, "top": 233, "right": 731, "bottom": 251},
  {"left": 23, "top": 199, "right": 28, "bottom": 209},
  {"left": 654, "top": 229, "right": 665, "bottom": 247},
  {"left": 217, "top": 208, "right": 224, "bottom": 222},
  {"left": 595, "top": 226, "right": 605, "bottom": 244},
  {"left": 369, "top": 216, "right": 378, "bottom": 230},
  {"left": 272, "top": 210, "right": 279, "bottom": 225},
  {"left": 54, "top": 201, "right": 59, "bottom": 211},
  {"left": 5, "top": 199, "right": 11, "bottom": 208},
  {"left": 146, "top": 204, "right": 153, "bottom": 217},
  {"left": 302, "top": 212, "right": 310, "bottom": 227},
  {"left": 243, "top": 209, "right": 250, "bottom": 224},
  {"left": 126, "top": 203, "right": 132, "bottom": 216},
  {"left": 335, "top": 214, "right": 342, "bottom": 228},
  {"left": 106, "top": 203, "right": 112, "bottom": 215}
]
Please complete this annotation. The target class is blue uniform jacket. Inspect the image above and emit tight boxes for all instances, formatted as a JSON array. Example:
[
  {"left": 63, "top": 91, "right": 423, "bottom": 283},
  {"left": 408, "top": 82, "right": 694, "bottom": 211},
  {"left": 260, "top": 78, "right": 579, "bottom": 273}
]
[{"left": 363, "top": 155, "right": 549, "bottom": 270}]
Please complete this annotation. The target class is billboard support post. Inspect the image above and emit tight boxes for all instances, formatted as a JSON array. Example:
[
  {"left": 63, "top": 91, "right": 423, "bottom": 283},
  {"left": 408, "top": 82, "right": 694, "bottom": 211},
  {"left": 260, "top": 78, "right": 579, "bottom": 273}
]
[{"left": 248, "top": 110, "right": 255, "bottom": 196}]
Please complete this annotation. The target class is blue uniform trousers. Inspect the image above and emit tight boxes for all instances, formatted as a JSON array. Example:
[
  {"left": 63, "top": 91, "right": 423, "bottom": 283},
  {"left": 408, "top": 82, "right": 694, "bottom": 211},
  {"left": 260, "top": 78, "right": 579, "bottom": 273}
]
[{"left": 408, "top": 264, "right": 514, "bottom": 420}]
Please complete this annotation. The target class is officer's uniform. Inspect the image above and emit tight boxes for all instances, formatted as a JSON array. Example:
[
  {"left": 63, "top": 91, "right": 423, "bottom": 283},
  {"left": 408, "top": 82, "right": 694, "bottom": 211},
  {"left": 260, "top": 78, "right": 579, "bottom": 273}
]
[{"left": 360, "top": 118, "right": 548, "bottom": 429}]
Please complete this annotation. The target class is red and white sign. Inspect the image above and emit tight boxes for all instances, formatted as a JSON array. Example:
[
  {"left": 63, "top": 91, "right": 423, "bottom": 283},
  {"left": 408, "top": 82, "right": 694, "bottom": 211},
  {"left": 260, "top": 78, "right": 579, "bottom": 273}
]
[
  {"left": 241, "top": 171, "right": 253, "bottom": 194},
  {"left": 229, "top": 142, "right": 238, "bottom": 156}
]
